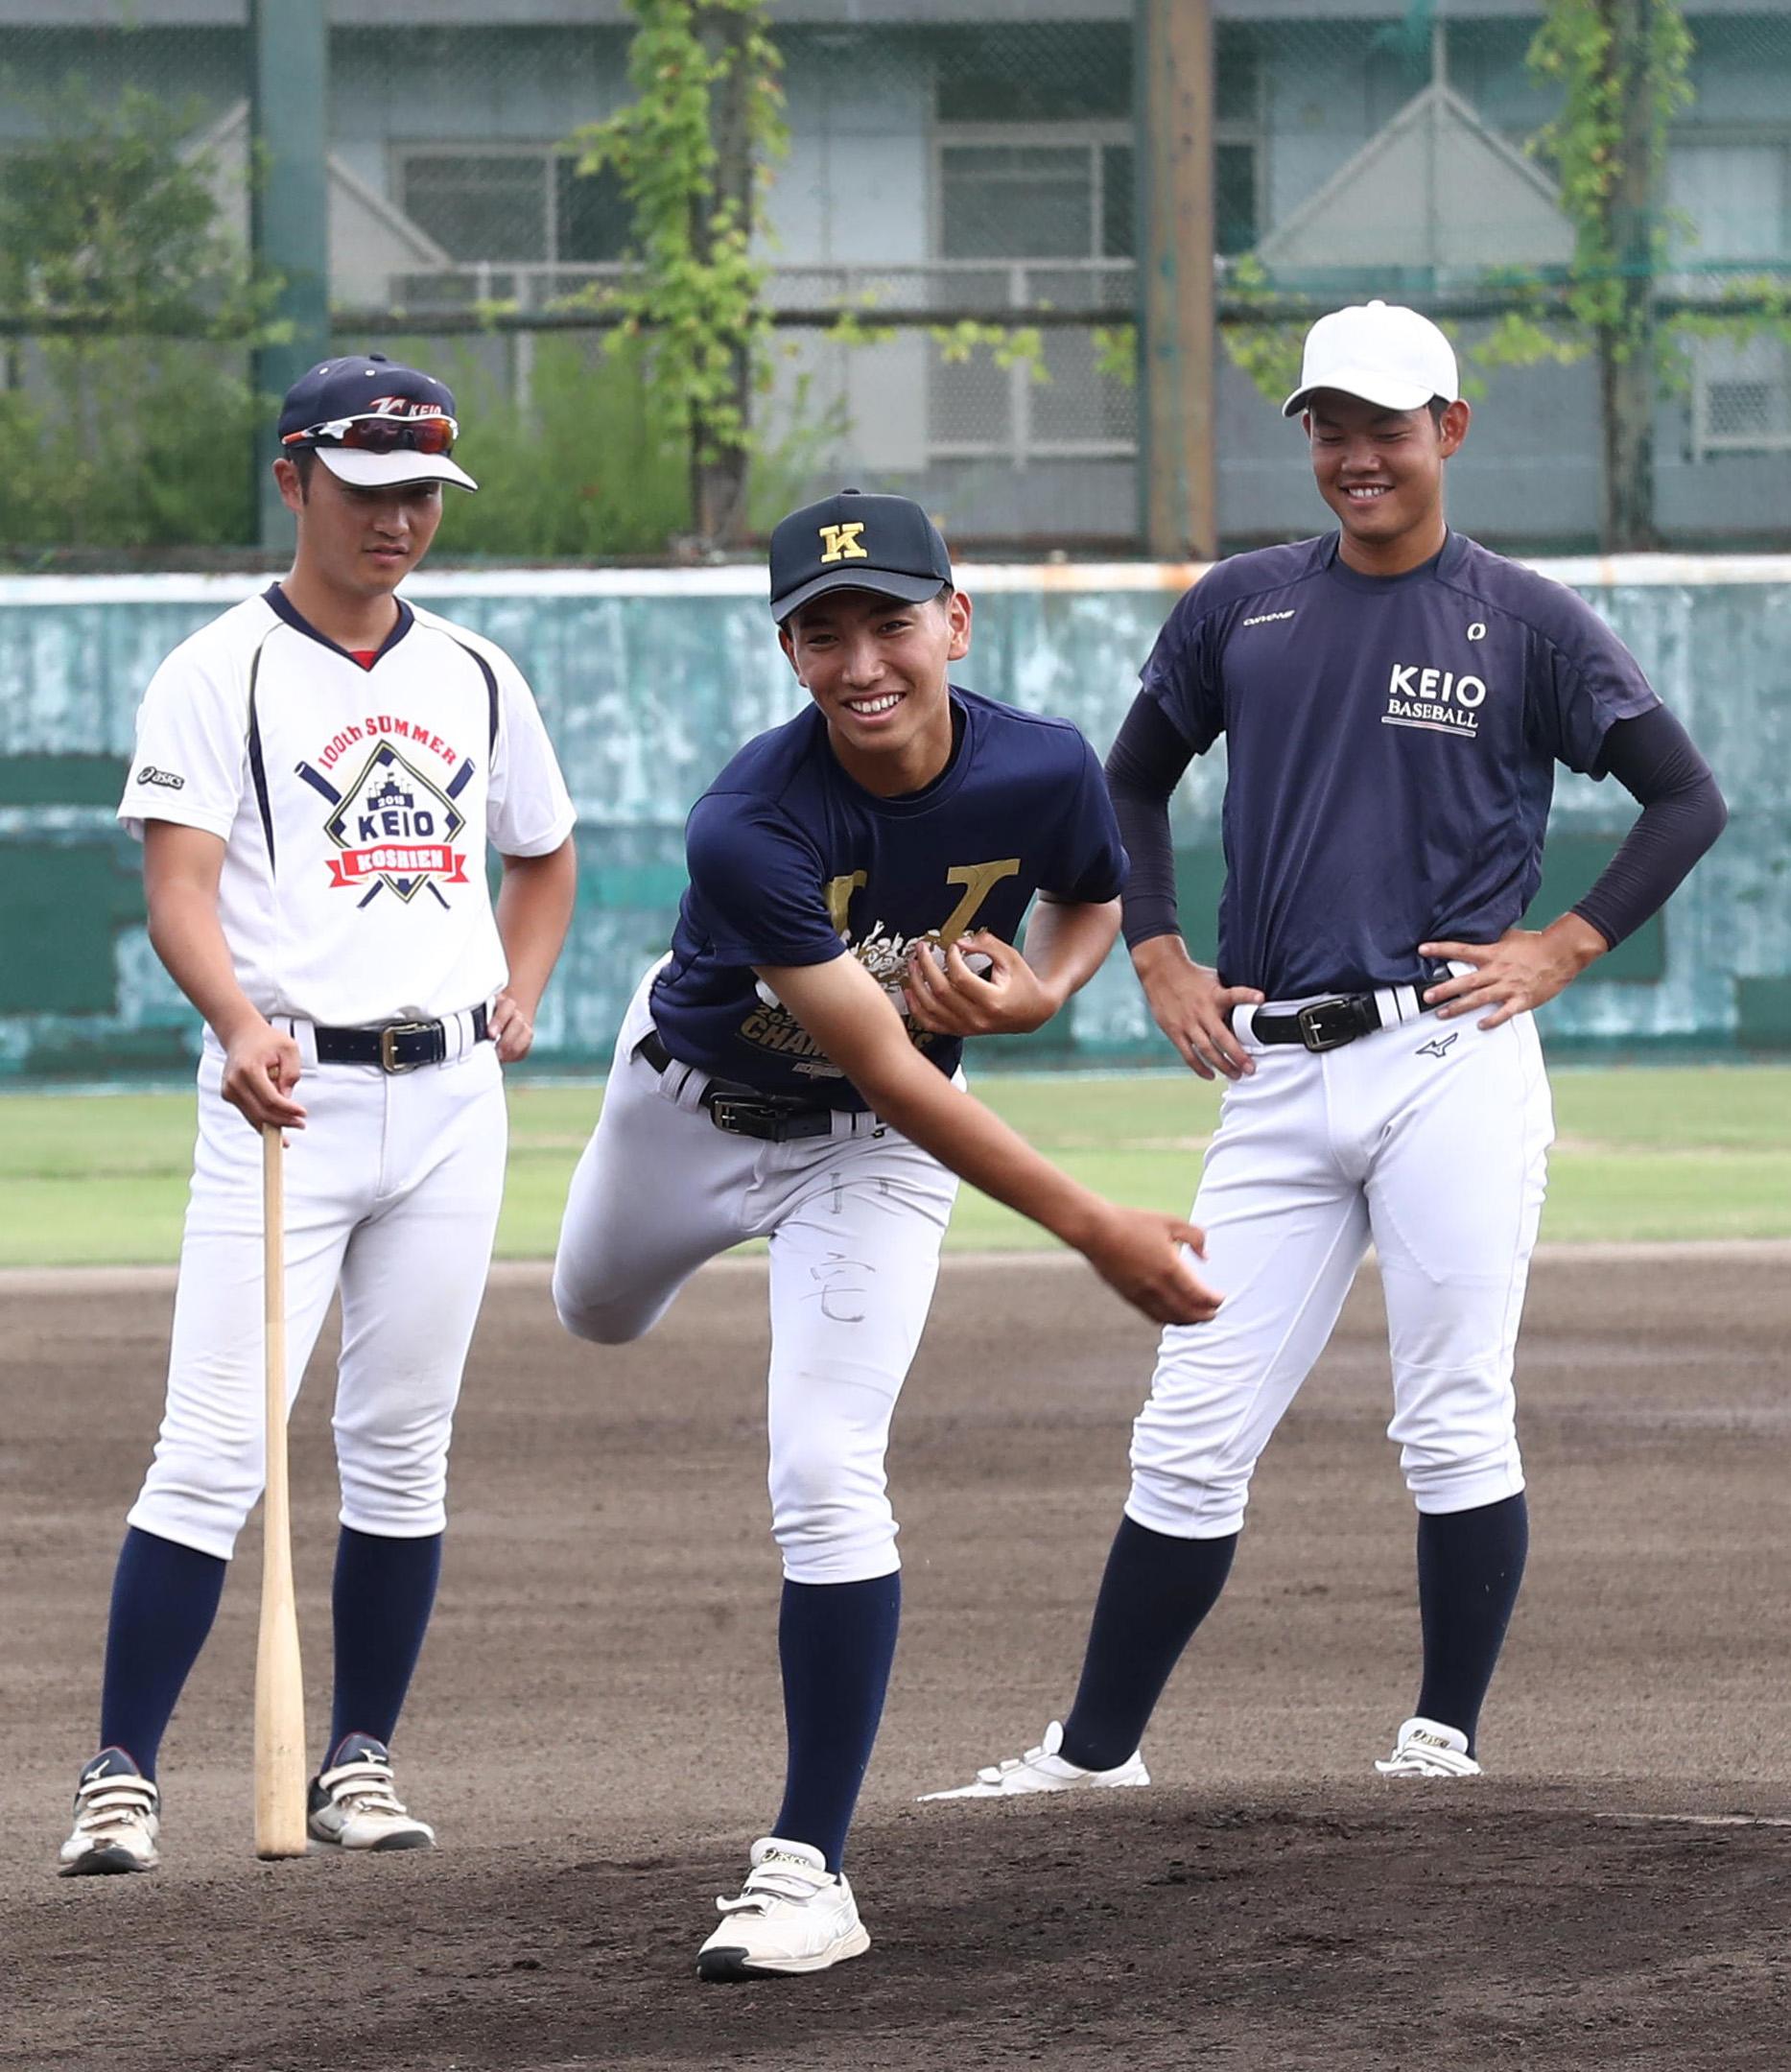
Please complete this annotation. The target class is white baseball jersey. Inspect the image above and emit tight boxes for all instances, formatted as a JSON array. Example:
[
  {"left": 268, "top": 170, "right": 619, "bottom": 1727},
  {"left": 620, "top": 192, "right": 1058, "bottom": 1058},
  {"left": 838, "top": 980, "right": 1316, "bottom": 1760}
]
[{"left": 117, "top": 586, "right": 575, "bottom": 1026}]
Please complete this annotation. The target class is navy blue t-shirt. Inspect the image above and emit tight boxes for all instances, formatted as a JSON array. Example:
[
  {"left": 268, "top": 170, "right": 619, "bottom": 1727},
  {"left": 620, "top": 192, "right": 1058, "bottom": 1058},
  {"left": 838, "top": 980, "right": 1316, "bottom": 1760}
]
[
  {"left": 651, "top": 687, "right": 1126, "bottom": 1107},
  {"left": 1141, "top": 530, "right": 1661, "bottom": 999}
]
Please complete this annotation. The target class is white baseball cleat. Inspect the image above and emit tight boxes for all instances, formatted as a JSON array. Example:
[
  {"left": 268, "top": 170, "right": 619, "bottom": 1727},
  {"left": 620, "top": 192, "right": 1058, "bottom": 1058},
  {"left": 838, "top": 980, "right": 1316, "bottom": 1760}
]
[
  {"left": 918, "top": 1718, "right": 1150, "bottom": 1800},
  {"left": 59, "top": 1747, "right": 162, "bottom": 1875},
  {"left": 307, "top": 1733, "right": 436, "bottom": 1851},
  {"left": 1374, "top": 1715, "right": 1483, "bottom": 1778},
  {"left": 696, "top": 1836, "right": 871, "bottom": 1982}
]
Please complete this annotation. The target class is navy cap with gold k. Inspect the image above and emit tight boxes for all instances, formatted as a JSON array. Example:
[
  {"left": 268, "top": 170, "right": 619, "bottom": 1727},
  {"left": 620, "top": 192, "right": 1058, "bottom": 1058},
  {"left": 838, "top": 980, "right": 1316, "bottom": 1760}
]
[{"left": 769, "top": 488, "right": 954, "bottom": 623}]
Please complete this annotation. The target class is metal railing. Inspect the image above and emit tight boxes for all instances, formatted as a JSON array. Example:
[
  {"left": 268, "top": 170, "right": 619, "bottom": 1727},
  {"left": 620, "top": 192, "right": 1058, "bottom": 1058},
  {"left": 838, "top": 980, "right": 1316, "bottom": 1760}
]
[
  {"left": 389, "top": 253, "right": 1132, "bottom": 316},
  {"left": 387, "top": 256, "right": 1140, "bottom": 468}
]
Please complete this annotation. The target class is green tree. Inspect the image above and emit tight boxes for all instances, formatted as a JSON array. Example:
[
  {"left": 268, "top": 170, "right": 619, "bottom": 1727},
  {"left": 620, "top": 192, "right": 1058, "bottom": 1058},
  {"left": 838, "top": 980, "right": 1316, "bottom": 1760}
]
[
  {"left": 419, "top": 336, "right": 695, "bottom": 559},
  {"left": 569, "top": 0, "right": 787, "bottom": 548},
  {"left": 0, "top": 80, "right": 280, "bottom": 551},
  {"left": 1525, "top": 0, "right": 1693, "bottom": 550}
]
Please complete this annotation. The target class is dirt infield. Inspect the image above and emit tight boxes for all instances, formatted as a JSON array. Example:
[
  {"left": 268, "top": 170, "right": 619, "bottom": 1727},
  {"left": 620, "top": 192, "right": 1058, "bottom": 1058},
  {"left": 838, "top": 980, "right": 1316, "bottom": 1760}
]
[{"left": 4, "top": 1250, "right": 1788, "bottom": 2071}]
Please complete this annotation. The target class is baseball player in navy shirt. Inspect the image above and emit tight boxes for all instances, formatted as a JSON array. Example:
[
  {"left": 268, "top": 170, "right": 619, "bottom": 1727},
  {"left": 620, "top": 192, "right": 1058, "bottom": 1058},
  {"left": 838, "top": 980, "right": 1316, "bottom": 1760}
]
[
  {"left": 554, "top": 490, "right": 1221, "bottom": 1980},
  {"left": 924, "top": 300, "right": 1727, "bottom": 1801}
]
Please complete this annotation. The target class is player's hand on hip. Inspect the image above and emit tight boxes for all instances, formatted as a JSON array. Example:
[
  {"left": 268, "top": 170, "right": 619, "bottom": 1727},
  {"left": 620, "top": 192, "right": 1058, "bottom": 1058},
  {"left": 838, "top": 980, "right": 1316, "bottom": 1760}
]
[
  {"left": 1079, "top": 1204, "right": 1223, "bottom": 1327},
  {"left": 1133, "top": 936, "right": 1263, "bottom": 1080},
  {"left": 219, "top": 1016, "right": 305, "bottom": 1133},
  {"left": 901, "top": 931, "right": 1055, "bottom": 1036},
  {"left": 487, "top": 987, "right": 536, "bottom": 1063},
  {"left": 1421, "top": 917, "right": 1607, "bottom": 1029}
]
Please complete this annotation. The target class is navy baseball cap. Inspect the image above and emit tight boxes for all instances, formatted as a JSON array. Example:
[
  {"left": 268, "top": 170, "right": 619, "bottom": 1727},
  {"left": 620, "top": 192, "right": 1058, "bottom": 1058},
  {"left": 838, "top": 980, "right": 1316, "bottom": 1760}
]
[
  {"left": 277, "top": 352, "right": 478, "bottom": 491},
  {"left": 769, "top": 489, "right": 953, "bottom": 623}
]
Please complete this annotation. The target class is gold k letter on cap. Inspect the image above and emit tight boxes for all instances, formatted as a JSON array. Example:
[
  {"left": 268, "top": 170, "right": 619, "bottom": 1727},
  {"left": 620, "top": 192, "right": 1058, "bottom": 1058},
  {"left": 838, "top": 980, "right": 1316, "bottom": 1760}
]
[{"left": 818, "top": 522, "right": 869, "bottom": 563}]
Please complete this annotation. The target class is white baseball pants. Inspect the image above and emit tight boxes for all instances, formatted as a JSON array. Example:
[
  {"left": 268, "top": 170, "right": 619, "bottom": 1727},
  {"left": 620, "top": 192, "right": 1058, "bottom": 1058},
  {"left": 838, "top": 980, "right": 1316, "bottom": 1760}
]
[
  {"left": 553, "top": 965, "right": 959, "bottom": 1585},
  {"left": 1127, "top": 996, "right": 1553, "bottom": 1540},
  {"left": 130, "top": 1029, "right": 507, "bottom": 1559}
]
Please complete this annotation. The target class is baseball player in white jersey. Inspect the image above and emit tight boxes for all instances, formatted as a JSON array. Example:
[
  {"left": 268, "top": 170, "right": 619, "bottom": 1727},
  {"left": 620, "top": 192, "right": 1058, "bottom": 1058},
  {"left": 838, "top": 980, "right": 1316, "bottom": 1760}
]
[
  {"left": 59, "top": 354, "right": 577, "bottom": 1875},
  {"left": 553, "top": 489, "right": 1221, "bottom": 1980},
  {"left": 923, "top": 301, "right": 1726, "bottom": 1802}
]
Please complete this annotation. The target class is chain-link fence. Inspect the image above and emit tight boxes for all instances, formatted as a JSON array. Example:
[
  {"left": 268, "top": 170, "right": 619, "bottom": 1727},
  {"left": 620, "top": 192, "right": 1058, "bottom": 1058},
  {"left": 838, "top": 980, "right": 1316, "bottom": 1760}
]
[{"left": 2, "top": 1, "right": 1790, "bottom": 556}]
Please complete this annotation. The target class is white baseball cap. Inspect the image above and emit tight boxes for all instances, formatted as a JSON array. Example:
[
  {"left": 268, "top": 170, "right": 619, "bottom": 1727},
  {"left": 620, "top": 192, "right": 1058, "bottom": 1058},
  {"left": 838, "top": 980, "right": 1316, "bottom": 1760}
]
[{"left": 1282, "top": 300, "right": 1460, "bottom": 418}]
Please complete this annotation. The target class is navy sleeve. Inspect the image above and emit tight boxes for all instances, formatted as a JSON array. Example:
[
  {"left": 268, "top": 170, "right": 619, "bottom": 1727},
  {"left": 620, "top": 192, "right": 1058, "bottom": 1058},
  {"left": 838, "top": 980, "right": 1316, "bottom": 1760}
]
[
  {"left": 1529, "top": 591, "right": 1661, "bottom": 775},
  {"left": 1104, "top": 692, "right": 1194, "bottom": 950},
  {"left": 683, "top": 791, "right": 847, "bottom": 969},
  {"left": 1039, "top": 732, "right": 1129, "bottom": 905},
  {"left": 1139, "top": 586, "right": 1225, "bottom": 752},
  {"left": 1569, "top": 707, "right": 1728, "bottom": 950}
]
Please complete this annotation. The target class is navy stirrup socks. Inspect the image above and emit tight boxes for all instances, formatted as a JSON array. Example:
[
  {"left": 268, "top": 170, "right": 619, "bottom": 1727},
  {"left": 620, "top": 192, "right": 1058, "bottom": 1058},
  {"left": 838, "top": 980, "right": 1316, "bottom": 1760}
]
[
  {"left": 328, "top": 1525, "right": 443, "bottom": 1759},
  {"left": 772, "top": 1573, "right": 901, "bottom": 1873},
  {"left": 98, "top": 1526, "right": 229, "bottom": 1779},
  {"left": 1060, "top": 1516, "right": 1238, "bottom": 1773},
  {"left": 1414, "top": 1492, "right": 1529, "bottom": 1753}
]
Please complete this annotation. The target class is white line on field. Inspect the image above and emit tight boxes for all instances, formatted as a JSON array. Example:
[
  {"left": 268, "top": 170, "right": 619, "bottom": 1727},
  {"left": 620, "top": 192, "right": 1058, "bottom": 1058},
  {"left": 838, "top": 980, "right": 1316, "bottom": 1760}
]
[{"left": 1597, "top": 1813, "right": 1791, "bottom": 1827}]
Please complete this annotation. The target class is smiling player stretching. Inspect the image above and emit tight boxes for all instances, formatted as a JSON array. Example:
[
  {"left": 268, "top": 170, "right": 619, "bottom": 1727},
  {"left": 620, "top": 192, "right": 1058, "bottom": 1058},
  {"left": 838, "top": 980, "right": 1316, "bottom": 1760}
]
[{"left": 553, "top": 489, "right": 1220, "bottom": 1980}]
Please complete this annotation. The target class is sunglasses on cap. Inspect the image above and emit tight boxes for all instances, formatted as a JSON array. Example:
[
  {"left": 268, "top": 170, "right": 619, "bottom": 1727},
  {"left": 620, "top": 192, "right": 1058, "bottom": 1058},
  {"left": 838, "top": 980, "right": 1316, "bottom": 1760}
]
[{"left": 282, "top": 411, "right": 460, "bottom": 457}]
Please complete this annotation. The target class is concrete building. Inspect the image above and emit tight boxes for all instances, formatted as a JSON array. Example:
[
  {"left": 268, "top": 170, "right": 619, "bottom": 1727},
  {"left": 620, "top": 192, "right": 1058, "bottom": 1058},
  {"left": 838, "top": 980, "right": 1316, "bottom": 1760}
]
[{"left": 0, "top": 0, "right": 1786, "bottom": 546}]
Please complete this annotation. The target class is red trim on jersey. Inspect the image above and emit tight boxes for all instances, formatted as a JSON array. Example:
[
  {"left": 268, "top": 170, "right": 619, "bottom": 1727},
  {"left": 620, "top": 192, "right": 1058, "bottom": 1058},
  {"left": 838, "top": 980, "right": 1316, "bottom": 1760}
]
[{"left": 348, "top": 648, "right": 380, "bottom": 671}]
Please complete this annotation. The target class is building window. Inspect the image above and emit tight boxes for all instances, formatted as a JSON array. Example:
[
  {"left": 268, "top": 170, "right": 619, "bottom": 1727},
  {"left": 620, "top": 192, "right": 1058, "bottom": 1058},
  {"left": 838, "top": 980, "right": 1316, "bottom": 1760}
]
[
  {"left": 938, "top": 137, "right": 1131, "bottom": 263},
  {"left": 931, "top": 23, "right": 1130, "bottom": 124},
  {"left": 930, "top": 15, "right": 1261, "bottom": 261},
  {"left": 930, "top": 125, "right": 1134, "bottom": 461},
  {"left": 1215, "top": 142, "right": 1258, "bottom": 258},
  {"left": 920, "top": 20, "right": 1261, "bottom": 463},
  {"left": 395, "top": 146, "right": 629, "bottom": 274},
  {"left": 1668, "top": 136, "right": 1791, "bottom": 457},
  {"left": 1215, "top": 22, "right": 1263, "bottom": 254},
  {"left": 554, "top": 154, "right": 631, "bottom": 264},
  {"left": 936, "top": 135, "right": 1254, "bottom": 259},
  {"left": 1688, "top": 334, "right": 1791, "bottom": 457}
]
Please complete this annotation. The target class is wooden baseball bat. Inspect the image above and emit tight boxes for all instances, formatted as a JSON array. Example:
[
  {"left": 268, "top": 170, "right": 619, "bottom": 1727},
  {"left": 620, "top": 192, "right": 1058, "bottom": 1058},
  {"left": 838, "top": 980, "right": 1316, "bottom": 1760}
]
[{"left": 255, "top": 1122, "right": 308, "bottom": 1859}]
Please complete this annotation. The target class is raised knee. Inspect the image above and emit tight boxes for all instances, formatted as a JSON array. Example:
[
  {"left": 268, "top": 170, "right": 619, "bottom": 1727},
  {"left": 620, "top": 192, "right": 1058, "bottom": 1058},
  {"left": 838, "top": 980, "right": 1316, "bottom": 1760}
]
[{"left": 552, "top": 1277, "right": 643, "bottom": 1347}]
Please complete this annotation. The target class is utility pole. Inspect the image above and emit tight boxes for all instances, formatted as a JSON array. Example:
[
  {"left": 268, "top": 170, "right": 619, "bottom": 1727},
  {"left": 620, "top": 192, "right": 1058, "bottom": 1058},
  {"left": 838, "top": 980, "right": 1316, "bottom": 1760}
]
[
  {"left": 250, "top": 0, "right": 330, "bottom": 551},
  {"left": 1136, "top": 0, "right": 1218, "bottom": 560}
]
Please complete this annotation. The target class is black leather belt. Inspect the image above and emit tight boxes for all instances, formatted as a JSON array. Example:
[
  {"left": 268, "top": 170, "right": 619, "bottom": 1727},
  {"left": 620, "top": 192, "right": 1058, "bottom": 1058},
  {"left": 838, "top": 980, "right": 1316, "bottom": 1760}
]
[
  {"left": 639, "top": 1027, "right": 837, "bottom": 1142},
  {"left": 314, "top": 1003, "right": 489, "bottom": 1073},
  {"left": 1250, "top": 992, "right": 1385, "bottom": 1053}
]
